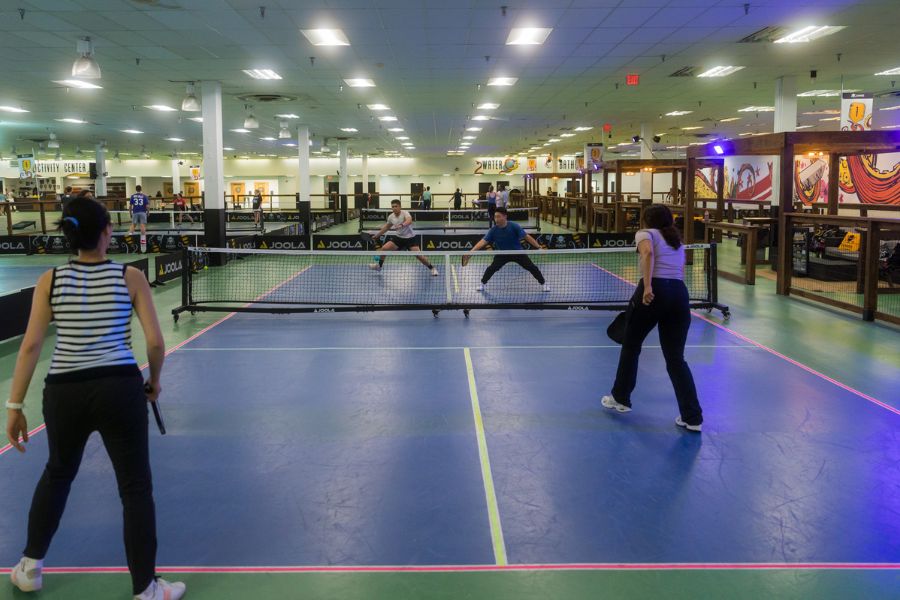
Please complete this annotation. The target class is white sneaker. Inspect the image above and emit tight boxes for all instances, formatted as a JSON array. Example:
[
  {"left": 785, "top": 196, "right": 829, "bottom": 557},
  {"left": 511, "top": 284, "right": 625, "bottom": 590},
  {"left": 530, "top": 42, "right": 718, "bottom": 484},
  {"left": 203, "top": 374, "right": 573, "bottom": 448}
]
[
  {"left": 135, "top": 577, "right": 186, "bottom": 600},
  {"left": 431, "top": 267, "right": 439, "bottom": 276},
  {"left": 600, "top": 395, "right": 632, "bottom": 413},
  {"left": 476, "top": 283, "right": 485, "bottom": 292},
  {"left": 675, "top": 416, "right": 702, "bottom": 432},
  {"left": 542, "top": 283, "right": 551, "bottom": 292},
  {"left": 368, "top": 263, "right": 382, "bottom": 271},
  {"left": 10, "top": 557, "right": 42, "bottom": 592}
]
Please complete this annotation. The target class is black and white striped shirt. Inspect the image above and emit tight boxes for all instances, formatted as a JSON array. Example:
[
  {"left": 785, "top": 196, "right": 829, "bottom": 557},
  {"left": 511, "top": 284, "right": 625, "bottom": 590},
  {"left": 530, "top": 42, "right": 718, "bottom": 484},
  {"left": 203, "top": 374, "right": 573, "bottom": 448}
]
[{"left": 47, "top": 260, "right": 139, "bottom": 383}]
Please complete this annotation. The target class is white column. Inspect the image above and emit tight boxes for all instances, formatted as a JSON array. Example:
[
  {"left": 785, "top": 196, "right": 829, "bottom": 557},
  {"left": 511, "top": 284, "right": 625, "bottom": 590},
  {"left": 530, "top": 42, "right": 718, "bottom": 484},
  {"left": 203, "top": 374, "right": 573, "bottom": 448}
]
[
  {"left": 170, "top": 159, "right": 181, "bottom": 195},
  {"left": 201, "top": 81, "right": 225, "bottom": 211},
  {"left": 774, "top": 76, "right": 797, "bottom": 133},
  {"left": 95, "top": 144, "right": 107, "bottom": 196},
  {"left": 640, "top": 123, "right": 653, "bottom": 200},
  {"left": 362, "top": 154, "right": 369, "bottom": 195},
  {"left": 297, "top": 126, "right": 310, "bottom": 204},
  {"left": 339, "top": 140, "right": 348, "bottom": 197},
  {"left": 55, "top": 176, "right": 65, "bottom": 196}
]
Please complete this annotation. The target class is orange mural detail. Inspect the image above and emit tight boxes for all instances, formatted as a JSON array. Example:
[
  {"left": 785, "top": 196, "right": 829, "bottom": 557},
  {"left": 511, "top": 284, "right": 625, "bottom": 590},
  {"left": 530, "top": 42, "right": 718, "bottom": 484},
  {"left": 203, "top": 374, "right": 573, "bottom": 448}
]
[{"left": 838, "top": 154, "right": 900, "bottom": 205}]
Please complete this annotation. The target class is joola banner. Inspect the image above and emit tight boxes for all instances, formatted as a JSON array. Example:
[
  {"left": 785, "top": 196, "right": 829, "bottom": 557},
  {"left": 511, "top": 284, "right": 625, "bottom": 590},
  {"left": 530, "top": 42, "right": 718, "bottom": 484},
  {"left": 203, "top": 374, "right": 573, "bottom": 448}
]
[
  {"left": 154, "top": 252, "right": 183, "bottom": 284},
  {"left": 257, "top": 236, "right": 309, "bottom": 251},
  {"left": 0, "top": 236, "right": 29, "bottom": 254}
]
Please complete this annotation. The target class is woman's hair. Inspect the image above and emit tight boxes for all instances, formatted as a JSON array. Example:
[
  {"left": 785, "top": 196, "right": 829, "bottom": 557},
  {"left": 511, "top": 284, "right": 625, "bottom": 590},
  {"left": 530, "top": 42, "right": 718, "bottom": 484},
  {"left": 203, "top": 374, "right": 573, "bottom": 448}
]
[
  {"left": 642, "top": 204, "right": 681, "bottom": 250},
  {"left": 57, "top": 196, "right": 111, "bottom": 251}
]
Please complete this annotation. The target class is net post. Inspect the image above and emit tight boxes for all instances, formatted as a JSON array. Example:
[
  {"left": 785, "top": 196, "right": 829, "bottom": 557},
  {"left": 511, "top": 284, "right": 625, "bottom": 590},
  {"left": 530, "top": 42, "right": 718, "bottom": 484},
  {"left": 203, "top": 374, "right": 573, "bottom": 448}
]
[
  {"left": 180, "top": 246, "right": 190, "bottom": 309},
  {"left": 444, "top": 253, "right": 452, "bottom": 304},
  {"left": 708, "top": 243, "right": 718, "bottom": 304}
]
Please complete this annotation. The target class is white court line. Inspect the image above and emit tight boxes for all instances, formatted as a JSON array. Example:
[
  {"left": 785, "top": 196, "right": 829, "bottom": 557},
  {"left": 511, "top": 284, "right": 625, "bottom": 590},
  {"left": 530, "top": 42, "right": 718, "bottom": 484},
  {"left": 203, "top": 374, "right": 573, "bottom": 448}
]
[{"left": 176, "top": 344, "right": 758, "bottom": 351}]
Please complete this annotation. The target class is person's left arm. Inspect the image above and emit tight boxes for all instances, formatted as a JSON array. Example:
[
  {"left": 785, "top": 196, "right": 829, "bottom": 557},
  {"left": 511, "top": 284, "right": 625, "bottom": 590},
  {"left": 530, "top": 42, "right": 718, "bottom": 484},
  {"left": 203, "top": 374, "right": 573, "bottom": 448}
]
[
  {"left": 522, "top": 232, "right": 543, "bottom": 250},
  {"left": 637, "top": 239, "right": 654, "bottom": 305},
  {"left": 5, "top": 270, "right": 54, "bottom": 452}
]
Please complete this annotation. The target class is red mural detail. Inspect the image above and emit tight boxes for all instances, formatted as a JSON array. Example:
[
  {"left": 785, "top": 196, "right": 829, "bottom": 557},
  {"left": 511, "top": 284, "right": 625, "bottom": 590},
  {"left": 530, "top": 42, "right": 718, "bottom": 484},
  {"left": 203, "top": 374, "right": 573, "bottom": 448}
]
[{"left": 845, "top": 154, "right": 900, "bottom": 205}]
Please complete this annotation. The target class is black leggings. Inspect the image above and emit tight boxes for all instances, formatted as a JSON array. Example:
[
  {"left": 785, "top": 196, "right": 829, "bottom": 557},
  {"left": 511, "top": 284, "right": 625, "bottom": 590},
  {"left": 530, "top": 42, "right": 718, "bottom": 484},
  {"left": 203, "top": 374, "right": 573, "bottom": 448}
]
[
  {"left": 481, "top": 255, "right": 545, "bottom": 284},
  {"left": 487, "top": 204, "right": 496, "bottom": 226},
  {"left": 25, "top": 374, "right": 157, "bottom": 595}
]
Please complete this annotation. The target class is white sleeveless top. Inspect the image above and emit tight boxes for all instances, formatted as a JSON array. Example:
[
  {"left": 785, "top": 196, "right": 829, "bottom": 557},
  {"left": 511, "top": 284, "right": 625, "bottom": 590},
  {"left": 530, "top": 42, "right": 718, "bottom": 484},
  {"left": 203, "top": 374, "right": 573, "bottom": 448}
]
[
  {"left": 634, "top": 228, "right": 685, "bottom": 280},
  {"left": 47, "top": 261, "right": 138, "bottom": 382}
]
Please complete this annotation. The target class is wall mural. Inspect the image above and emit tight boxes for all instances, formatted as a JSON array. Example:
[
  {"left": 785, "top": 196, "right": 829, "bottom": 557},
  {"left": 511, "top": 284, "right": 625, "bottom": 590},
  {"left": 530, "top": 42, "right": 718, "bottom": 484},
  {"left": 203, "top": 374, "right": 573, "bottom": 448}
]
[
  {"left": 794, "top": 157, "right": 828, "bottom": 205},
  {"left": 792, "top": 152, "right": 900, "bottom": 206},
  {"left": 694, "top": 157, "right": 774, "bottom": 201}
]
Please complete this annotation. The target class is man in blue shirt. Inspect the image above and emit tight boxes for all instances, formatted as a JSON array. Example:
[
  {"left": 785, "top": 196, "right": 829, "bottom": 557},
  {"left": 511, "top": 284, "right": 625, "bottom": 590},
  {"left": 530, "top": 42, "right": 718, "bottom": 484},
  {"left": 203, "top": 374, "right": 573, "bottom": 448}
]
[
  {"left": 128, "top": 185, "right": 149, "bottom": 236},
  {"left": 465, "top": 207, "right": 549, "bottom": 292}
]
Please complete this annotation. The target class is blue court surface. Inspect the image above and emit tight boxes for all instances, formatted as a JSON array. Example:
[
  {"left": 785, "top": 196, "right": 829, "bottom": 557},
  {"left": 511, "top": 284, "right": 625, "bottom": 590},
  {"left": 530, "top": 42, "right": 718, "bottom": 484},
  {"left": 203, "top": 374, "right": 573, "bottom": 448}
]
[{"left": 1, "top": 309, "right": 898, "bottom": 571}]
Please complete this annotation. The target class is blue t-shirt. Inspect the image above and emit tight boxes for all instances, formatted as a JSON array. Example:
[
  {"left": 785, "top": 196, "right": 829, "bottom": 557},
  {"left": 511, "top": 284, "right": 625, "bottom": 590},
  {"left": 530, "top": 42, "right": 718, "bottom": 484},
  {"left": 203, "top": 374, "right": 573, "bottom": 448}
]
[
  {"left": 483, "top": 221, "right": 526, "bottom": 250},
  {"left": 130, "top": 193, "right": 149, "bottom": 213}
]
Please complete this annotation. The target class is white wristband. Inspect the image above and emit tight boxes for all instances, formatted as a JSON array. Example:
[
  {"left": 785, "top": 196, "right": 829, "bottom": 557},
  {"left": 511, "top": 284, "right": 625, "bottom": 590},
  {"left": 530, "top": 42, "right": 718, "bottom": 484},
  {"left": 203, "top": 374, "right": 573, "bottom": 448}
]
[{"left": 5, "top": 401, "right": 24, "bottom": 410}]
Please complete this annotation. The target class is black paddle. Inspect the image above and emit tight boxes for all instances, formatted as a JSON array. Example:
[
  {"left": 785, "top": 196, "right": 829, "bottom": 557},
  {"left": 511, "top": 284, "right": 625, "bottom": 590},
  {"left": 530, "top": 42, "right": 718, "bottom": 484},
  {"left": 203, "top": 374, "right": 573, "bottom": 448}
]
[{"left": 145, "top": 383, "right": 166, "bottom": 435}]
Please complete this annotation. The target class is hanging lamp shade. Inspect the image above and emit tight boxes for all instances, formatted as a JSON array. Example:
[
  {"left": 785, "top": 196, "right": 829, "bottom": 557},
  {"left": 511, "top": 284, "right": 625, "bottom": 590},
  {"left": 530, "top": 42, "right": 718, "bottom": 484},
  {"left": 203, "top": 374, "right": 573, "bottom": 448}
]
[
  {"left": 72, "top": 37, "right": 101, "bottom": 79},
  {"left": 181, "top": 83, "right": 200, "bottom": 111},
  {"left": 244, "top": 114, "right": 259, "bottom": 129}
]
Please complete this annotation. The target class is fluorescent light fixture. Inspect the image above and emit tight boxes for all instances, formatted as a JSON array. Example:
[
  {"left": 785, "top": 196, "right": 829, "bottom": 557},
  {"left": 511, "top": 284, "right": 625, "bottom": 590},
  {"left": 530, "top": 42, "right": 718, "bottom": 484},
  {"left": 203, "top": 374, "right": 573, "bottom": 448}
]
[
  {"left": 378, "top": 115, "right": 397, "bottom": 121},
  {"left": 681, "top": 126, "right": 702, "bottom": 131},
  {"left": 774, "top": 26, "right": 845, "bottom": 44},
  {"left": 738, "top": 106, "right": 775, "bottom": 112},
  {"left": 260, "top": 136, "right": 276, "bottom": 141},
  {"left": 276, "top": 113, "right": 300, "bottom": 119},
  {"left": 797, "top": 89, "right": 856, "bottom": 97},
  {"left": 712, "top": 145, "right": 724, "bottom": 155},
  {"left": 405, "top": 147, "right": 415, "bottom": 150},
  {"left": 395, "top": 136, "right": 409, "bottom": 140},
  {"left": 697, "top": 66, "right": 744, "bottom": 78},
  {"left": 881, "top": 105, "right": 900, "bottom": 112},
  {"left": 719, "top": 117, "right": 741, "bottom": 122},
  {"left": 387, "top": 127, "right": 404, "bottom": 132},
  {"left": 548, "top": 138, "right": 561, "bottom": 142},
  {"left": 301, "top": 29, "right": 350, "bottom": 46},
  {"left": 477, "top": 103, "right": 500, "bottom": 110},
  {"left": 560, "top": 133, "right": 575, "bottom": 137},
  {"left": 344, "top": 78, "right": 375, "bottom": 87},
  {"left": 165, "top": 137, "right": 184, "bottom": 141},
  {"left": 0, "top": 105, "right": 28, "bottom": 113},
  {"left": 665, "top": 110, "right": 693, "bottom": 116},
  {"left": 795, "top": 125, "right": 814, "bottom": 130},
  {"left": 146, "top": 105, "right": 177, "bottom": 112},
  {"left": 340, "top": 127, "right": 358, "bottom": 132},
  {"left": 574, "top": 126, "right": 593, "bottom": 131},
  {"left": 876, "top": 67, "right": 900, "bottom": 76},
  {"left": 506, "top": 28, "right": 552, "bottom": 45},
  {"left": 55, "top": 118, "right": 86, "bottom": 124},
  {"left": 882, "top": 124, "right": 900, "bottom": 129},
  {"left": 243, "top": 69, "right": 281, "bottom": 80},
  {"left": 367, "top": 104, "right": 390, "bottom": 110},
  {"left": 802, "top": 109, "right": 840, "bottom": 115},
  {"left": 72, "top": 37, "right": 101, "bottom": 79},
  {"left": 819, "top": 117, "right": 840, "bottom": 122},
  {"left": 121, "top": 129, "right": 143, "bottom": 134},
  {"left": 487, "top": 77, "right": 517, "bottom": 86},
  {"left": 463, "top": 135, "right": 477, "bottom": 140},
  {"left": 466, "top": 127, "right": 482, "bottom": 132},
  {"left": 188, "top": 117, "right": 203, "bottom": 123},
  {"left": 231, "top": 128, "right": 251, "bottom": 133},
  {"left": 53, "top": 79, "right": 102, "bottom": 89},
  {"left": 224, "top": 147, "right": 235, "bottom": 151},
  {"left": 472, "top": 115, "right": 490, "bottom": 121}
]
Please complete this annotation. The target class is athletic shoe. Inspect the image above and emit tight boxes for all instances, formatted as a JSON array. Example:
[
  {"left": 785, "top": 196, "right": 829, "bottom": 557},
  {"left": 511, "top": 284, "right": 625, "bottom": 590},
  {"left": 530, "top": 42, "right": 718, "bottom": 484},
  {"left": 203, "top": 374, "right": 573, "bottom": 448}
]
[
  {"left": 600, "top": 395, "right": 632, "bottom": 413},
  {"left": 431, "top": 267, "right": 439, "bottom": 276},
  {"left": 476, "top": 283, "right": 485, "bottom": 292},
  {"left": 675, "top": 416, "right": 702, "bottom": 432},
  {"left": 542, "top": 283, "right": 551, "bottom": 292},
  {"left": 368, "top": 263, "right": 382, "bottom": 271},
  {"left": 135, "top": 578, "right": 186, "bottom": 600},
  {"left": 10, "top": 557, "right": 42, "bottom": 592}
]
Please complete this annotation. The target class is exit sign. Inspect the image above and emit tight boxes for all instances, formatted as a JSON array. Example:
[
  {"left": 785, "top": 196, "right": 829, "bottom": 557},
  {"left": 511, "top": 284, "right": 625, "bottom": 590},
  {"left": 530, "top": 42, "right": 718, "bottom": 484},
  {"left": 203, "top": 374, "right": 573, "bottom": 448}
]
[{"left": 626, "top": 73, "right": 639, "bottom": 86}]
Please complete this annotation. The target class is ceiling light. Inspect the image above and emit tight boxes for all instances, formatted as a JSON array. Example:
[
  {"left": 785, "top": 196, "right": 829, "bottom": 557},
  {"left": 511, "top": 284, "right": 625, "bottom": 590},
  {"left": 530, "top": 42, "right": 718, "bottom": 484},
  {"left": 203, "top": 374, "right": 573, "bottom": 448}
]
[
  {"left": 231, "top": 128, "right": 250, "bottom": 133},
  {"left": 121, "top": 129, "right": 143, "bottom": 134},
  {"left": 665, "top": 110, "right": 693, "bottom": 116},
  {"left": 181, "top": 82, "right": 200, "bottom": 111},
  {"left": 560, "top": 133, "right": 575, "bottom": 137},
  {"left": 773, "top": 26, "right": 845, "bottom": 44},
  {"left": 387, "top": 127, "right": 404, "bottom": 132},
  {"left": 487, "top": 77, "right": 517, "bottom": 86},
  {"left": 738, "top": 106, "right": 775, "bottom": 112},
  {"left": 548, "top": 138, "right": 561, "bottom": 142},
  {"left": 405, "top": 147, "right": 415, "bottom": 150},
  {"left": 881, "top": 105, "right": 900, "bottom": 112},
  {"left": 260, "top": 136, "right": 276, "bottom": 141},
  {"left": 53, "top": 79, "right": 102, "bottom": 89},
  {"left": 506, "top": 28, "right": 552, "bottom": 45},
  {"left": 395, "top": 136, "right": 409, "bottom": 140},
  {"left": 466, "top": 127, "right": 482, "bottom": 132},
  {"left": 719, "top": 117, "right": 741, "bottom": 122},
  {"left": 882, "top": 125, "right": 900, "bottom": 129},
  {"left": 301, "top": 29, "right": 350, "bottom": 46},
  {"left": 574, "top": 126, "right": 593, "bottom": 131},
  {"left": 278, "top": 122, "right": 292, "bottom": 138},
  {"left": 819, "top": 117, "right": 840, "bottom": 122},
  {"left": 681, "top": 126, "right": 702, "bottom": 131},
  {"left": 463, "top": 135, "right": 476, "bottom": 140},
  {"left": 344, "top": 78, "right": 375, "bottom": 87},
  {"left": 472, "top": 115, "right": 490, "bottom": 121},
  {"left": 797, "top": 89, "right": 856, "bottom": 97},
  {"left": 697, "top": 66, "right": 745, "bottom": 78},
  {"left": 146, "top": 105, "right": 177, "bottom": 112},
  {"left": 0, "top": 105, "right": 28, "bottom": 113},
  {"left": 56, "top": 118, "right": 86, "bottom": 124},
  {"left": 802, "top": 109, "right": 840, "bottom": 115},
  {"left": 875, "top": 67, "right": 900, "bottom": 76},
  {"left": 367, "top": 104, "right": 390, "bottom": 110},
  {"left": 243, "top": 69, "right": 281, "bottom": 80},
  {"left": 477, "top": 103, "right": 500, "bottom": 110},
  {"left": 276, "top": 113, "right": 300, "bottom": 119},
  {"left": 166, "top": 137, "right": 184, "bottom": 142},
  {"left": 340, "top": 127, "right": 358, "bottom": 132},
  {"left": 224, "top": 147, "right": 235, "bottom": 151},
  {"left": 72, "top": 37, "right": 101, "bottom": 79},
  {"left": 47, "top": 133, "right": 59, "bottom": 149},
  {"left": 795, "top": 125, "right": 814, "bottom": 130},
  {"left": 378, "top": 115, "right": 397, "bottom": 121},
  {"left": 244, "top": 114, "right": 259, "bottom": 129},
  {"left": 188, "top": 117, "right": 203, "bottom": 123}
]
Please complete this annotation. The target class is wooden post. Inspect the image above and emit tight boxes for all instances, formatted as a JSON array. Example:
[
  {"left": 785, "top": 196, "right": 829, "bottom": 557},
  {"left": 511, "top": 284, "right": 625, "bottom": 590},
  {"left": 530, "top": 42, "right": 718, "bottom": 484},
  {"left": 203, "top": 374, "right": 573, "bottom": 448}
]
[
  {"left": 671, "top": 169, "right": 677, "bottom": 204},
  {"left": 3, "top": 202, "right": 11, "bottom": 236},
  {"left": 586, "top": 170, "right": 593, "bottom": 232},
  {"left": 603, "top": 168, "right": 609, "bottom": 206},
  {"left": 39, "top": 200, "right": 47, "bottom": 233},
  {"left": 715, "top": 161, "right": 725, "bottom": 221},
  {"left": 827, "top": 153, "right": 840, "bottom": 215},
  {"left": 777, "top": 212, "right": 793, "bottom": 295},
  {"left": 746, "top": 227, "right": 757, "bottom": 285},
  {"left": 863, "top": 220, "right": 879, "bottom": 321},
  {"left": 685, "top": 157, "right": 696, "bottom": 244},
  {"left": 775, "top": 143, "right": 794, "bottom": 272},
  {"left": 615, "top": 168, "right": 622, "bottom": 204}
]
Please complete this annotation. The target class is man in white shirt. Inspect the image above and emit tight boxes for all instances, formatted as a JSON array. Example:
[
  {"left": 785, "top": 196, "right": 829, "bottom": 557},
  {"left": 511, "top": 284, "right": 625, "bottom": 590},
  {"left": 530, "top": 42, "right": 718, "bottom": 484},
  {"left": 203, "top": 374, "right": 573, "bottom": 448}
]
[
  {"left": 497, "top": 185, "right": 510, "bottom": 209},
  {"left": 369, "top": 199, "right": 438, "bottom": 275}
]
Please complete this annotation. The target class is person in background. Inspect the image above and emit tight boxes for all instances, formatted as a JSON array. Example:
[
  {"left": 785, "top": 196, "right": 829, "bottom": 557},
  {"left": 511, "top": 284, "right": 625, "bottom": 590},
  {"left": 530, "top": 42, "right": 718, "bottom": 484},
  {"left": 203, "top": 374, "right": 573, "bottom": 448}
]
[
  {"left": 60, "top": 187, "right": 74, "bottom": 212},
  {"left": 497, "top": 184, "right": 510, "bottom": 209},
  {"left": 546, "top": 186, "right": 554, "bottom": 197},
  {"left": 452, "top": 188, "right": 462, "bottom": 211},
  {"left": 600, "top": 204, "right": 703, "bottom": 433},
  {"left": 422, "top": 186, "right": 433, "bottom": 210},
  {"left": 172, "top": 192, "right": 193, "bottom": 226},
  {"left": 5, "top": 196, "right": 185, "bottom": 600},
  {"left": 252, "top": 189, "right": 263, "bottom": 226},
  {"left": 485, "top": 185, "right": 497, "bottom": 226}
]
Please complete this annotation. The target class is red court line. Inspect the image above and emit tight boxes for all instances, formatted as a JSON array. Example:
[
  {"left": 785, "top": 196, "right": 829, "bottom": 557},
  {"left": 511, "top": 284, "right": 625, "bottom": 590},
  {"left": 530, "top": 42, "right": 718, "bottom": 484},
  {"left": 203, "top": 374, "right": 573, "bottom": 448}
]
[
  {"left": 692, "top": 312, "right": 900, "bottom": 417},
  {"left": 7, "top": 562, "right": 898, "bottom": 575}
]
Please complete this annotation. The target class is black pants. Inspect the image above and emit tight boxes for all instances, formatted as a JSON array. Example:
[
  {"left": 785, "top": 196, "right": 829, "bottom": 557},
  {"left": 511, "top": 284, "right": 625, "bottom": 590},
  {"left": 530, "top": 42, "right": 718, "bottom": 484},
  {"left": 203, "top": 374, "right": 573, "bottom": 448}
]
[
  {"left": 611, "top": 278, "right": 702, "bottom": 426},
  {"left": 482, "top": 255, "right": 545, "bottom": 285},
  {"left": 487, "top": 204, "right": 496, "bottom": 226},
  {"left": 423, "top": 199, "right": 431, "bottom": 210},
  {"left": 453, "top": 199, "right": 461, "bottom": 211},
  {"left": 25, "top": 375, "right": 157, "bottom": 594}
]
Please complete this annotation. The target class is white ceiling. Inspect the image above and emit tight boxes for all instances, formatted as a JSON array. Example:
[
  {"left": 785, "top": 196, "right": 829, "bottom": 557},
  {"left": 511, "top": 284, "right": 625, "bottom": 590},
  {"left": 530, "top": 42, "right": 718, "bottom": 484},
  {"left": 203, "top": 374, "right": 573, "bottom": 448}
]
[{"left": 1, "top": 0, "right": 899, "bottom": 160}]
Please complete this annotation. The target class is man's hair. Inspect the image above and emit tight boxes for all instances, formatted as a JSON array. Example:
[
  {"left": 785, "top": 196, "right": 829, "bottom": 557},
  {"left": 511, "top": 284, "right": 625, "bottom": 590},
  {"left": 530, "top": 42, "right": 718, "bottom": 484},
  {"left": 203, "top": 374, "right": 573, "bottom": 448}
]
[
  {"left": 65, "top": 186, "right": 72, "bottom": 193},
  {"left": 426, "top": 186, "right": 430, "bottom": 190},
  {"left": 391, "top": 199, "right": 401, "bottom": 206},
  {"left": 135, "top": 185, "right": 142, "bottom": 192},
  {"left": 495, "top": 207, "right": 508, "bottom": 216}
]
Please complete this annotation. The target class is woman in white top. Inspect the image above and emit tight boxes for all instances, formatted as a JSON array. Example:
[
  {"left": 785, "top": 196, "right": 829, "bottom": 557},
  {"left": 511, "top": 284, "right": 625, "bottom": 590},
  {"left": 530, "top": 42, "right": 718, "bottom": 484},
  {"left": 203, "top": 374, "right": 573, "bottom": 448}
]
[
  {"left": 5, "top": 197, "right": 185, "bottom": 599},
  {"left": 600, "top": 204, "right": 703, "bottom": 432}
]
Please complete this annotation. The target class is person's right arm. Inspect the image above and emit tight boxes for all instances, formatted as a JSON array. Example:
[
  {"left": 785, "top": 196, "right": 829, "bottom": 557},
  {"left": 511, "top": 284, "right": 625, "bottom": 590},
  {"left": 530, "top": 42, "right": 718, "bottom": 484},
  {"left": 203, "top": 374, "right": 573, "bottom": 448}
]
[{"left": 126, "top": 267, "right": 165, "bottom": 402}]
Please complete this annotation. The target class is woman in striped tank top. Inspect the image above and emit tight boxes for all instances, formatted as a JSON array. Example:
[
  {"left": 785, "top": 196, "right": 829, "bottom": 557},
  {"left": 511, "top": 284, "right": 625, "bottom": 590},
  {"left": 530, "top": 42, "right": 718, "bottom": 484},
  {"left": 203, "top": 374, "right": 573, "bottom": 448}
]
[{"left": 5, "top": 197, "right": 185, "bottom": 600}]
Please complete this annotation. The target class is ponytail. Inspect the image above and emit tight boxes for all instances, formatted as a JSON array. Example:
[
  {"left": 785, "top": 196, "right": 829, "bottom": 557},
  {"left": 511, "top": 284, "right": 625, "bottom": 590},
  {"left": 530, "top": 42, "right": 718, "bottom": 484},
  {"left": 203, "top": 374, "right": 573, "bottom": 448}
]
[
  {"left": 57, "top": 196, "right": 110, "bottom": 251},
  {"left": 642, "top": 204, "right": 681, "bottom": 250}
]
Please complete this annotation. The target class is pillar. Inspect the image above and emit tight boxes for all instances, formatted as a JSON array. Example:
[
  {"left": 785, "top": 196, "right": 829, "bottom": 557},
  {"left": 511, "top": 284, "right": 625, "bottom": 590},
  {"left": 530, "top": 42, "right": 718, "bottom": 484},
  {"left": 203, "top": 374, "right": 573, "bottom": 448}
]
[
  {"left": 201, "top": 81, "right": 226, "bottom": 253},
  {"left": 95, "top": 144, "right": 107, "bottom": 197},
  {"left": 774, "top": 76, "right": 797, "bottom": 133},
  {"left": 362, "top": 153, "right": 369, "bottom": 197},
  {"left": 171, "top": 159, "right": 181, "bottom": 196},
  {"left": 339, "top": 139, "right": 348, "bottom": 222}
]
